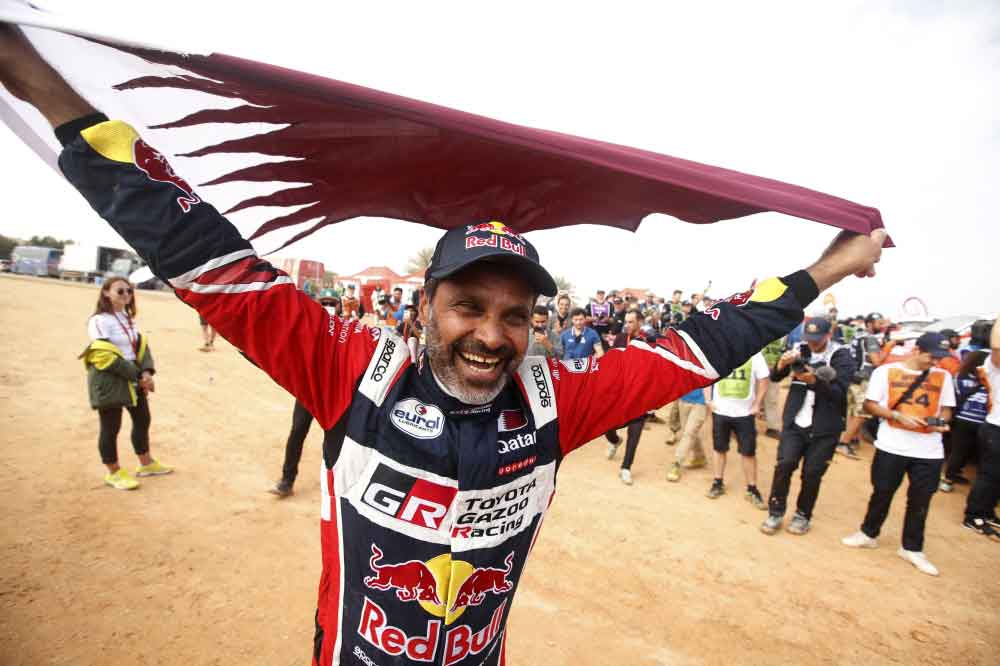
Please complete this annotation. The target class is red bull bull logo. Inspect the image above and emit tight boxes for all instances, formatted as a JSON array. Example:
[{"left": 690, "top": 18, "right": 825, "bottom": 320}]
[
  {"left": 364, "top": 544, "right": 443, "bottom": 604},
  {"left": 359, "top": 544, "right": 516, "bottom": 664},
  {"left": 132, "top": 139, "right": 201, "bottom": 213},
  {"left": 465, "top": 220, "right": 525, "bottom": 242}
]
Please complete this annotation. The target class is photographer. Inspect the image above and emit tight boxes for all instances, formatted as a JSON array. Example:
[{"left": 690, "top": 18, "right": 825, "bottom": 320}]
[
  {"left": 760, "top": 317, "right": 854, "bottom": 536},
  {"left": 841, "top": 333, "right": 956, "bottom": 575},
  {"left": 527, "top": 305, "right": 563, "bottom": 359}
]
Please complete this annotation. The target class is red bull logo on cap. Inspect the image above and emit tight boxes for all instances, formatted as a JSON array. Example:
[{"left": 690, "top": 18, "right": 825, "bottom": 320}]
[
  {"left": 132, "top": 139, "right": 201, "bottom": 213},
  {"left": 465, "top": 221, "right": 527, "bottom": 257},
  {"left": 465, "top": 220, "right": 525, "bottom": 242}
]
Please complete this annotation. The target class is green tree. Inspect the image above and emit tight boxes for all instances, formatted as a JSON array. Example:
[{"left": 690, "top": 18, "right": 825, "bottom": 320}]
[
  {"left": 27, "top": 235, "right": 73, "bottom": 250},
  {"left": 0, "top": 234, "right": 18, "bottom": 260},
  {"left": 405, "top": 247, "right": 434, "bottom": 275},
  {"left": 554, "top": 275, "right": 574, "bottom": 294}
]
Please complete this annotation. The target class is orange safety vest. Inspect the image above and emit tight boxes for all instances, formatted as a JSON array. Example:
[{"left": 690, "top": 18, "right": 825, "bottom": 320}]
[{"left": 886, "top": 366, "right": 949, "bottom": 434}]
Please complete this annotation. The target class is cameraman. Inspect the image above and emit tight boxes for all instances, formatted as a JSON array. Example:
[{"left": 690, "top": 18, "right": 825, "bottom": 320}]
[
  {"left": 527, "top": 306, "right": 563, "bottom": 359},
  {"left": 760, "top": 317, "right": 854, "bottom": 536}
]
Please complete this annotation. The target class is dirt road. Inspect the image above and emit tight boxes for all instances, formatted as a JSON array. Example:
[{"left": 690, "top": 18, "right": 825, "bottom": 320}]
[{"left": 1, "top": 274, "right": 996, "bottom": 665}]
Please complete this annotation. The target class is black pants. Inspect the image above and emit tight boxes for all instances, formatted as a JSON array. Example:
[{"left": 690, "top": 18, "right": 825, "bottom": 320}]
[
  {"left": 281, "top": 400, "right": 315, "bottom": 484},
  {"left": 97, "top": 390, "right": 151, "bottom": 465},
  {"left": 618, "top": 415, "right": 646, "bottom": 470},
  {"left": 860, "top": 448, "right": 941, "bottom": 552},
  {"left": 945, "top": 418, "right": 981, "bottom": 480},
  {"left": 767, "top": 425, "right": 838, "bottom": 519},
  {"left": 965, "top": 422, "right": 1000, "bottom": 520}
]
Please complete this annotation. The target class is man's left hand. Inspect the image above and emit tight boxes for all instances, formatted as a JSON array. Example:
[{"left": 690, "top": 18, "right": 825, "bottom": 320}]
[{"left": 792, "top": 368, "right": 816, "bottom": 384}]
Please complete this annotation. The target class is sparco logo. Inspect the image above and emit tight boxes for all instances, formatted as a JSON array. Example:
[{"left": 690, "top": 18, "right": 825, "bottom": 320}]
[
  {"left": 531, "top": 364, "right": 552, "bottom": 408},
  {"left": 370, "top": 339, "right": 397, "bottom": 381},
  {"left": 391, "top": 398, "right": 445, "bottom": 439}
]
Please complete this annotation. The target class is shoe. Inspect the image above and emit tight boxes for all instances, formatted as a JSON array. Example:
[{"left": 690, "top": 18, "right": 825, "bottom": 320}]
[
  {"left": 947, "top": 475, "right": 970, "bottom": 486},
  {"left": 841, "top": 531, "right": 878, "bottom": 548},
  {"left": 198, "top": 344, "right": 212, "bottom": 352},
  {"left": 619, "top": 469, "right": 633, "bottom": 486},
  {"left": 664, "top": 433, "right": 677, "bottom": 446},
  {"left": 745, "top": 488, "right": 767, "bottom": 510},
  {"left": 962, "top": 517, "right": 1000, "bottom": 540},
  {"left": 706, "top": 480, "right": 725, "bottom": 499},
  {"left": 104, "top": 468, "right": 139, "bottom": 491},
  {"left": 606, "top": 443, "right": 619, "bottom": 460},
  {"left": 666, "top": 462, "right": 681, "bottom": 483},
  {"left": 786, "top": 512, "right": 811, "bottom": 535},
  {"left": 683, "top": 456, "right": 707, "bottom": 470},
  {"left": 135, "top": 459, "right": 173, "bottom": 477},
  {"left": 760, "top": 514, "right": 782, "bottom": 535},
  {"left": 764, "top": 429, "right": 781, "bottom": 439},
  {"left": 985, "top": 514, "right": 1000, "bottom": 530},
  {"left": 938, "top": 480, "right": 953, "bottom": 493},
  {"left": 647, "top": 414, "right": 664, "bottom": 424},
  {"left": 835, "top": 443, "right": 861, "bottom": 460},
  {"left": 897, "top": 548, "right": 939, "bottom": 576},
  {"left": 269, "top": 478, "right": 294, "bottom": 497}
]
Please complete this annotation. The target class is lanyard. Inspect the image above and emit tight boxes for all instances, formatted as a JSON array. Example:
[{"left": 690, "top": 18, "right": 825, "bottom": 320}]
[{"left": 113, "top": 312, "right": 138, "bottom": 356}]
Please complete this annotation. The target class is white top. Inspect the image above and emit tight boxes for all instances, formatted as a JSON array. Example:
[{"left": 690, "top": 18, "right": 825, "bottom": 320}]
[
  {"left": 986, "top": 353, "right": 1000, "bottom": 427},
  {"left": 866, "top": 363, "right": 956, "bottom": 459},
  {"left": 712, "top": 353, "right": 770, "bottom": 418},
  {"left": 88, "top": 312, "right": 140, "bottom": 361}
]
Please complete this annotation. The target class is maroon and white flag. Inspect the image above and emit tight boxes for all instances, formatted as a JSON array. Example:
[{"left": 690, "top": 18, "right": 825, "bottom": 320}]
[{"left": 0, "top": 1, "right": 887, "bottom": 253}]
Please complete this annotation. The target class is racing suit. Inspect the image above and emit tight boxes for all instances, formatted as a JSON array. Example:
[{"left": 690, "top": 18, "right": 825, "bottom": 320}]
[{"left": 56, "top": 115, "right": 819, "bottom": 666}]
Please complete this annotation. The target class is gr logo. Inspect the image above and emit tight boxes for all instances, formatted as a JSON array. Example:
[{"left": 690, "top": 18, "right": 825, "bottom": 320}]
[{"left": 361, "top": 464, "right": 458, "bottom": 530}]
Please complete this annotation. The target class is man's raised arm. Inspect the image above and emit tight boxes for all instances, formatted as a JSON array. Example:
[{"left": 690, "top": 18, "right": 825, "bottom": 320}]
[{"left": 0, "top": 24, "right": 377, "bottom": 428}]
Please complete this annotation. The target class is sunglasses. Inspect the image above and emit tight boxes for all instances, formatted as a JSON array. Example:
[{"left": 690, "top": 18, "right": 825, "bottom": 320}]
[{"left": 113, "top": 287, "right": 133, "bottom": 296}]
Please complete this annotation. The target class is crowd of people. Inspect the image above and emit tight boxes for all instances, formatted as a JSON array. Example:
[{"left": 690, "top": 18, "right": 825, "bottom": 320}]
[{"left": 518, "top": 286, "right": 999, "bottom": 574}]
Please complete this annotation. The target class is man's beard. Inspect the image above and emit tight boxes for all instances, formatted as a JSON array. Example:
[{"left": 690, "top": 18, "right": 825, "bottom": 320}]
[{"left": 424, "top": 313, "right": 526, "bottom": 405}]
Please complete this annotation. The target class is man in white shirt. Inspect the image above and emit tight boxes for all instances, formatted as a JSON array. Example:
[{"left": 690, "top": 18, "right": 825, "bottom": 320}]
[
  {"left": 842, "top": 332, "right": 956, "bottom": 576},
  {"left": 962, "top": 317, "right": 999, "bottom": 538},
  {"left": 706, "top": 352, "right": 770, "bottom": 508}
]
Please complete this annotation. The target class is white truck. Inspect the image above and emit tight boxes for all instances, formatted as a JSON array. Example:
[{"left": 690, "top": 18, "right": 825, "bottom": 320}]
[{"left": 59, "top": 244, "right": 142, "bottom": 282}]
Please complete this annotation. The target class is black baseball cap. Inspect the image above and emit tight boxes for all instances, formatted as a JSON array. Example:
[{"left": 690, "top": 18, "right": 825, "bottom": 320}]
[
  {"left": 802, "top": 316, "right": 832, "bottom": 341},
  {"left": 425, "top": 221, "right": 557, "bottom": 297},
  {"left": 865, "top": 312, "right": 885, "bottom": 322},
  {"left": 916, "top": 332, "right": 952, "bottom": 358}
]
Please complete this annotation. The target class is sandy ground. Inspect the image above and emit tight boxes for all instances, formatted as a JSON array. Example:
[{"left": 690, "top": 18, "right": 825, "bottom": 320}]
[{"left": 0, "top": 273, "right": 997, "bottom": 666}]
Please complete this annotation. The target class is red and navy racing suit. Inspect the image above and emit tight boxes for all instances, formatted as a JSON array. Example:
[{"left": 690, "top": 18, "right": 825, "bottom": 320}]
[{"left": 57, "top": 115, "right": 819, "bottom": 666}]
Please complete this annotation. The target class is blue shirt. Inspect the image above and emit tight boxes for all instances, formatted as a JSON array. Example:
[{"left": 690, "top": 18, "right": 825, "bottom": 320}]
[
  {"left": 560, "top": 327, "right": 601, "bottom": 359},
  {"left": 680, "top": 387, "right": 705, "bottom": 405}
]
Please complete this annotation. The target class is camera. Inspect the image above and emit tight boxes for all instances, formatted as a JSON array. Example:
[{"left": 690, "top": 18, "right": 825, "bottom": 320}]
[
  {"left": 925, "top": 417, "right": 946, "bottom": 427},
  {"left": 791, "top": 343, "right": 812, "bottom": 373}
]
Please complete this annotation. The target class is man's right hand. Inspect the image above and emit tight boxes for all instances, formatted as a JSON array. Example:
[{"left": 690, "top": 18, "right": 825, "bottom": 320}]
[
  {"left": 777, "top": 349, "right": 797, "bottom": 370},
  {"left": 0, "top": 22, "right": 96, "bottom": 127}
]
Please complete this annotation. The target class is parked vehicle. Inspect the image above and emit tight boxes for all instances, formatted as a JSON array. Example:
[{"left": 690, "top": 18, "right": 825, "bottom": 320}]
[
  {"left": 59, "top": 243, "right": 140, "bottom": 282},
  {"left": 278, "top": 257, "right": 325, "bottom": 294},
  {"left": 11, "top": 245, "right": 61, "bottom": 277}
]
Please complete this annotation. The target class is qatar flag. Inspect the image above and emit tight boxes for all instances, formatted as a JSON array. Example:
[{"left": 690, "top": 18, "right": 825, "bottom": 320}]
[{"left": 0, "top": 1, "right": 887, "bottom": 254}]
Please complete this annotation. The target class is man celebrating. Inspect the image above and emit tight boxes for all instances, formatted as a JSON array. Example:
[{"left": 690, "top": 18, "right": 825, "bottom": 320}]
[{"left": 0, "top": 24, "right": 885, "bottom": 666}]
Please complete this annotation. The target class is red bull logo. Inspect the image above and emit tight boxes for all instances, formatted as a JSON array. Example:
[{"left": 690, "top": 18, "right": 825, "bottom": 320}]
[
  {"left": 364, "top": 544, "right": 443, "bottom": 604},
  {"left": 359, "top": 545, "right": 516, "bottom": 664},
  {"left": 132, "top": 139, "right": 201, "bottom": 213},
  {"left": 465, "top": 220, "right": 525, "bottom": 243},
  {"left": 450, "top": 552, "right": 514, "bottom": 612}
]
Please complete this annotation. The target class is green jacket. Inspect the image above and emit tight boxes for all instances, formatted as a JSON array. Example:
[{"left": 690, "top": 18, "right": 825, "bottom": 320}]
[{"left": 79, "top": 335, "right": 155, "bottom": 410}]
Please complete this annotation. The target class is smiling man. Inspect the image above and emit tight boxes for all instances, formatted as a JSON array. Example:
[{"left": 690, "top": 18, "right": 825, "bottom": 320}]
[{"left": 0, "top": 24, "right": 887, "bottom": 666}]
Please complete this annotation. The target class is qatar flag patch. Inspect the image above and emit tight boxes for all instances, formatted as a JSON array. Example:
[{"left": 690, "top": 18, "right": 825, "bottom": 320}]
[{"left": 498, "top": 409, "right": 527, "bottom": 432}]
